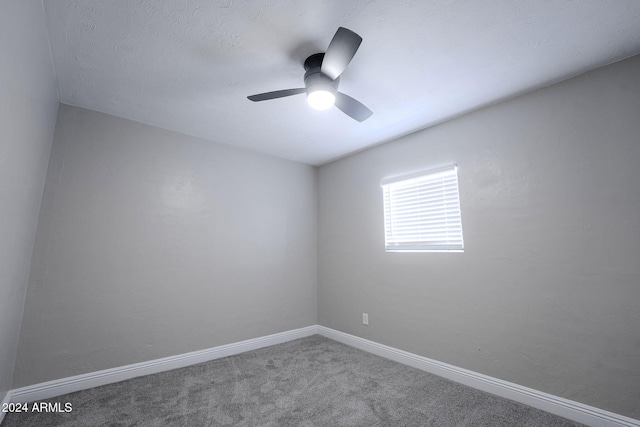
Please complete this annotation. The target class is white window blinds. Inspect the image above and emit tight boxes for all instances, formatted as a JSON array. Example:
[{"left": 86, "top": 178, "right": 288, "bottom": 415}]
[{"left": 382, "top": 165, "right": 464, "bottom": 252}]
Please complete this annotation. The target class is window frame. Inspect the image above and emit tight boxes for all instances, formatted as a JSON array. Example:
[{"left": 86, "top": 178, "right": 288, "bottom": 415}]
[{"left": 381, "top": 164, "right": 464, "bottom": 253}]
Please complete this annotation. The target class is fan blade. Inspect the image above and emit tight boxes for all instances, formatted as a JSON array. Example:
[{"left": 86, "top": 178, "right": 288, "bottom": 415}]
[
  {"left": 335, "top": 92, "right": 372, "bottom": 122},
  {"left": 247, "top": 88, "right": 305, "bottom": 102},
  {"left": 321, "top": 27, "right": 362, "bottom": 80}
]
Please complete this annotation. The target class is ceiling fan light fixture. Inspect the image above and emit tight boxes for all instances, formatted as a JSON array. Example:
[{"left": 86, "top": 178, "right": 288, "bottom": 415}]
[
  {"left": 307, "top": 88, "right": 336, "bottom": 110},
  {"left": 247, "top": 28, "right": 372, "bottom": 121}
]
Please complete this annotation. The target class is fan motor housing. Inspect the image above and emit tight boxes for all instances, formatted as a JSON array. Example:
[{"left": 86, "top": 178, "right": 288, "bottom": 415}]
[{"left": 304, "top": 53, "right": 339, "bottom": 95}]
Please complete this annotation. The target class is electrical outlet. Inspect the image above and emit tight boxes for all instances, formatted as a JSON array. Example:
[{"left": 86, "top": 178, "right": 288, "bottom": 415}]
[{"left": 362, "top": 313, "right": 369, "bottom": 325}]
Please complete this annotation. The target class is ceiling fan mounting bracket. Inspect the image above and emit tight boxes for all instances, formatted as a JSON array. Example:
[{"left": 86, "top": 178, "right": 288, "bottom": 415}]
[{"left": 303, "top": 53, "right": 325, "bottom": 71}]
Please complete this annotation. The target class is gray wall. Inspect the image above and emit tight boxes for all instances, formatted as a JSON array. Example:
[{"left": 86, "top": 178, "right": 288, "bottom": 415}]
[
  {"left": 0, "top": 0, "right": 58, "bottom": 400},
  {"left": 318, "top": 55, "right": 640, "bottom": 418},
  {"left": 14, "top": 105, "right": 317, "bottom": 387}
]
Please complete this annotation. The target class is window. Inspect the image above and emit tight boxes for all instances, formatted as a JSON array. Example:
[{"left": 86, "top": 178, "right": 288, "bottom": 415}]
[{"left": 381, "top": 165, "right": 464, "bottom": 252}]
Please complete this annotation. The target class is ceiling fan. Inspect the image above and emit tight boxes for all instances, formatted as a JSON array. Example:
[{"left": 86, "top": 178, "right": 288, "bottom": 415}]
[{"left": 247, "top": 27, "right": 373, "bottom": 122}]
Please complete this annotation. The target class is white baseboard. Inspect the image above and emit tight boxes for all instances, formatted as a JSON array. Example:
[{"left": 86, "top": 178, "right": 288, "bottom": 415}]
[
  {"left": 6, "top": 325, "right": 638, "bottom": 427},
  {"left": 9, "top": 325, "right": 318, "bottom": 404},
  {"left": 1, "top": 390, "right": 11, "bottom": 424},
  {"left": 317, "top": 326, "right": 639, "bottom": 427}
]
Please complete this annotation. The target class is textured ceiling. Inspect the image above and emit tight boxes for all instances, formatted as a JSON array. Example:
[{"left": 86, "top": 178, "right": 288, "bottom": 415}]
[{"left": 43, "top": 1, "right": 640, "bottom": 165}]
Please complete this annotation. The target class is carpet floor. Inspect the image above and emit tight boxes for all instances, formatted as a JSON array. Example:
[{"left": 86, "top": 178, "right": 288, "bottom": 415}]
[{"left": 2, "top": 335, "right": 585, "bottom": 426}]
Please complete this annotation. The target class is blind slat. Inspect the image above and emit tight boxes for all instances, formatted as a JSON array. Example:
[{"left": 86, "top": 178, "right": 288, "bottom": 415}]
[{"left": 386, "top": 180, "right": 458, "bottom": 196}]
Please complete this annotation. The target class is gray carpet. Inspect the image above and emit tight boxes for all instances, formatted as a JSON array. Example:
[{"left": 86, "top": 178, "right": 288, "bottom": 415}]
[{"left": 2, "top": 335, "right": 585, "bottom": 426}]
